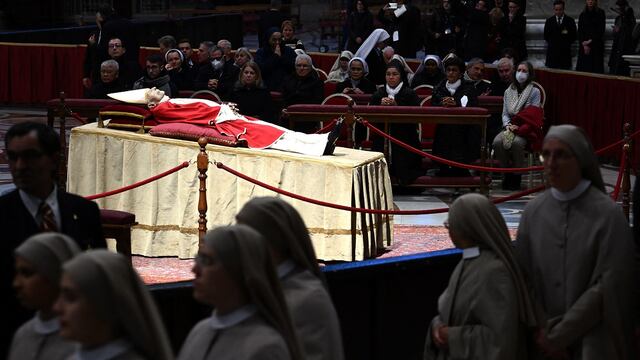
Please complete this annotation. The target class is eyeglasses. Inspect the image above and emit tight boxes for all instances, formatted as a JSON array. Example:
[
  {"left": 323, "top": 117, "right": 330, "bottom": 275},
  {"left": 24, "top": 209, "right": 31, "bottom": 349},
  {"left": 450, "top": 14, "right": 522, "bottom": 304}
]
[
  {"left": 108, "top": 43, "right": 123, "bottom": 49},
  {"left": 195, "top": 252, "right": 217, "bottom": 267},
  {"left": 540, "top": 149, "right": 575, "bottom": 162},
  {"left": 6, "top": 149, "right": 45, "bottom": 162},
  {"left": 296, "top": 64, "right": 310, "bottom": 68}
]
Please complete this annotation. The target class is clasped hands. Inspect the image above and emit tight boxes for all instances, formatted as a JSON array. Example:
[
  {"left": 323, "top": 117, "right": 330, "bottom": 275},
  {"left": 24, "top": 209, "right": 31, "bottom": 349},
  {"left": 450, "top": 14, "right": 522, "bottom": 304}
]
[{"left": 381, "top": 97, "right": 397, "bottom": 106}]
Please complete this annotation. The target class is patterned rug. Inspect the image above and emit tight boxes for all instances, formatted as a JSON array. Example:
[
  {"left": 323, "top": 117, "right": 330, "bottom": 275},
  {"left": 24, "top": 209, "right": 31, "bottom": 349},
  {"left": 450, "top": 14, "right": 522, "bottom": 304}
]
[{"left": 134, "top": 225, "right": 518, "bottom": 285}]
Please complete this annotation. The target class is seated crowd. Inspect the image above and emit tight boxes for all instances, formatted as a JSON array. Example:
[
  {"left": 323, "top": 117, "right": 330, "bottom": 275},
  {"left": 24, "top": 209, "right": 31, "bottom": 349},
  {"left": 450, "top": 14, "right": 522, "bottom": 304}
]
[{"left": 2, "top": 120, "right": 638, "bottom": 359}]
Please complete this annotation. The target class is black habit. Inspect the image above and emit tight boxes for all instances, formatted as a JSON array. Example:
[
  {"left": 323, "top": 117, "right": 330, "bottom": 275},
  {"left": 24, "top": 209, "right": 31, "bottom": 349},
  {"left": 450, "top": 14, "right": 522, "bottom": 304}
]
[{"left": 576, "top": 6, "right": 606, "bottom": 73}]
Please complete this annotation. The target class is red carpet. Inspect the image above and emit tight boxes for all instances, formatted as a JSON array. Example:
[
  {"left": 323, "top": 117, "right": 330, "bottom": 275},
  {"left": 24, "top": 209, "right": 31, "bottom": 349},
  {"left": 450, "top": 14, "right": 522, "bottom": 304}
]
[{"left": 134, "top": 225, "right": 518, "bottom": 285}]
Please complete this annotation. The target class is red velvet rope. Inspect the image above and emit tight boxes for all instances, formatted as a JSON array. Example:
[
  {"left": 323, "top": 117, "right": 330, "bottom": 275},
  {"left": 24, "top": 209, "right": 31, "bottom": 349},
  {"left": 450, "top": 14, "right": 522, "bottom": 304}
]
[
  {"left": 361, "top": 119, "right": 544, "bottom": 173},
  {"left": 314, "top": 119, "right": 337, "bottom": 134},
  {"left": 215, "top": 161, "right": 544, "bottom": 214},
  {"left": 362, "top": 119, "right": 640, "bottom": 173},
  {"left": 85, "top": 161, "right": 190, "bottom": 200},
  {"left": 611, "top": 152, "right": 626, "bottom": 201}
]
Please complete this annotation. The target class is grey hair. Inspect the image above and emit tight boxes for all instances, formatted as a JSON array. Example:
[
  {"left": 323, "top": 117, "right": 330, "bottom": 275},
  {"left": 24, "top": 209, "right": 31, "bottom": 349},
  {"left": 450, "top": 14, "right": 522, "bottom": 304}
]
[
  {"left": 382, "top": 46, "right": 395, "bottom": 54},
  {"left": 157, "top": 35, "right": 176, "bottom": 48},
  {"left": 235, "top": 47, "right": 253, "bottom": 61},
  {"left": 466, "top": 57, "right": 484, "bottom": 69},
  {"left": 101, "top": 59, "right": 119, "bottom": 71},
  {"left": 295, "top": 53, "right": 313, "bottom": 65},
  {"left": 217, "top": 39, "right": 232, "bottom": 50},
  {"left": 497, "top": 57, "right": 514, "bottom": 69}
]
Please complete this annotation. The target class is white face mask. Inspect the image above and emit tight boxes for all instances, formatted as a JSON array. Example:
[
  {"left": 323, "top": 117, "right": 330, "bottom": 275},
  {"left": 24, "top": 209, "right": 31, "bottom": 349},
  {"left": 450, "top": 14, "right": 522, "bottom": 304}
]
[
  {"left": 212, "top": 59, "right": 223, "bottom": 70},
  {"left": 515, "top": 70, "right": 528, "bottom": 84}
]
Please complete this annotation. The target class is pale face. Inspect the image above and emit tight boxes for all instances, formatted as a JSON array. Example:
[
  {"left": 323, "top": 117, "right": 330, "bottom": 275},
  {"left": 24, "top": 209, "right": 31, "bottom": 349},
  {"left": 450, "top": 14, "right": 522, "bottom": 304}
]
[
  {"left": 6, "top": 132, "right": 56, "bottom": 195},
  {"left": 235, "top": 52, "right": 250, "bottom": 67},
  {"left": 356, "top": 0, "right": 365, "bottom": 12},
  {"left": 54, "top": 274, "right": 112, "bottom": 345},
  {"left": 100, "top": 65, "right": 118, "bottom": 83},
  {"left": 443, "top": 0, "right": 451, "bottom": 10},
  {"left": 517, "top": 63, "right": 529, "bottom": 74},
  {"left": 192, "top": 245, "right": 237, "bottom": 307},
  {"left": 339, "top": 58, "right": 349, "bottom": 71},
  {"left": 467, "top": 63, "right": 484, "bottom": 80},
  {"left": 282, "top": 25, "right": 294, "bottom": 40},
  {"left": 198, "top": 44, "right": 211, "bottom": 63},
  {"left": 383, "top": 49, "right": 394, "bottom": 64},
  {"left": 476, "top": 0, "right": 486, "bottom": 10},
  {"left": 445, "top": 65, "right": 462, "bottom": 82},
  {"left": 211, "top": 49, "right": 223, "bottom": 62},
  {"left": 145, "top": 61, "right": 162, "bottom": 79},
  {"left": 14, "top": 256, "right": 58, "bottom": 311},
  {"left": 349, "top": 60, "right": 365, "bottom": 80},
  {"left": 498, "top": 64, "right": 514, "bottom": 82},
  {"left": 241, "top": 66, "right": 257, "bottom": 86},
  {"left": 386, "top": 67, "right": 402, "bottom": 87},
  {"left": 167, "top": 52, "right": 182, "bottom": 69},
  {"left": 107, "top": 38, "right": 125, "bottom": 59},
  {"left": 586, "top": 0, "right": 595, "bottom": 8},
  {"left": 178, "top": 42, "right": 193, "bottom": 59},
  {"left": 295, "top": 59, "right": 312, "bottom": 77},
  {"left": 542, "top": 138, "right": 582, "bottom": 191},
  {"left": 145, "top": 88, "right": 165, "bottom": 108}
]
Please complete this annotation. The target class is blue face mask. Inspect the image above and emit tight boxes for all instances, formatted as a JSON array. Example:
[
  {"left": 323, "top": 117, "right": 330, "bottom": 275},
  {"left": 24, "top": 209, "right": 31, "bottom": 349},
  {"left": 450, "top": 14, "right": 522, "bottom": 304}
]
[{"left": 515, "top": 70, "right": 528, "bottom": 84}]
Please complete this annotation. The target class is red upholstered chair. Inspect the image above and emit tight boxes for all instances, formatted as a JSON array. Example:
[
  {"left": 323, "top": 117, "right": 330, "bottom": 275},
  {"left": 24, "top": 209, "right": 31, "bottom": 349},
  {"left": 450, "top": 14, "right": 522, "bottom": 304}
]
[
  {"left": 99, "top": 104, "right": 156, "bottom": 133},
  {"left": 190, "top": 90, "right": 222, "bottom": 102},
  {"left": 316, "top": 68, "right": 329, "bottom": 81},
  {"left": 323, "top": 80, "right": 339, "bottom": 98},
  {"left": 321, "top": 93, "right": 353, "bottom": 105},
  {"left": 100, "top": 210, "right": 137, "bottom": 262},
  {"left": 321, "top": 94, "right": 354, "bottom": 146},
  {"left": 413, "top": 84, "right": 434, "bottom": 96}
]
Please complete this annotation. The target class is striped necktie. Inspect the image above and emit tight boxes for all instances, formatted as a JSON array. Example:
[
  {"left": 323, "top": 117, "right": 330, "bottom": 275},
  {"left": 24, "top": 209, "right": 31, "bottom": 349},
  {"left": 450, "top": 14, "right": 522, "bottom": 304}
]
[{"left": 39, "top": 202, "right": 57, "bottom": 232}]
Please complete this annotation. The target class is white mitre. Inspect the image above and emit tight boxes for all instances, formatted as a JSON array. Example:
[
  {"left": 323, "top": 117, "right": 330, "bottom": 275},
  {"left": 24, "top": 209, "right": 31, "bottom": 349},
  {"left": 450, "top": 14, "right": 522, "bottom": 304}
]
[{"left": 107, "top": 88, "right": 169, "bottom": 104}]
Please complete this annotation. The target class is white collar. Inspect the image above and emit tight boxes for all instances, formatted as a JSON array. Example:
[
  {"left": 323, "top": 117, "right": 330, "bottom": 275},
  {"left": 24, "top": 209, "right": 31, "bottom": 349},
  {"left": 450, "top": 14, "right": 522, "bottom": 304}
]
[
  {"left": 209, "top": 304, "right": 257, "bottom": 330},
  {"left": 276, "top": 259, "right": 296, "bottom": 279},
  {"left": 462, "top": 246, "right": 480, "bottom": 259},
  {"left": 446, "top": 79, "right": 461, "bottom": 95},
  {"left": 19, "top": 185, "right": 61, "bottom": 230},
  {"left": 385, "top": 81, "right": 404, "bottom": 99},
  {"left": 33, "top": 313, "right": 61, "bottom": 335},
  {"left": 551, "top": 179, "right": 591, "bottom": 202},
  {"left": 75, "top": 339, "right": 131, "bottom": 360}
]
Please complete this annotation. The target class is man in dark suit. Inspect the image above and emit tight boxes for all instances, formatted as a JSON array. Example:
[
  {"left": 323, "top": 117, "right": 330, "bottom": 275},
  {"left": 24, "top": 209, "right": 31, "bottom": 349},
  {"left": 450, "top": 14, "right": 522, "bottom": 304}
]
[
  {"left": 0, "top": 122, "right": 105, "bottom": 357},
  {"left": 544, "top": 0, "right": 577, "bottom": 69}
]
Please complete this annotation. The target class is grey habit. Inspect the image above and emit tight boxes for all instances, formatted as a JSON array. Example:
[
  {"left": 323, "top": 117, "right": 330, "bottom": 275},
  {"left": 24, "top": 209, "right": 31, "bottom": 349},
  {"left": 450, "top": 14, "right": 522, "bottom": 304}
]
[
  {"left": 237, "top": 197, "right": 345, "bottom": 360},
  {"left": 178, "top": 225, "right": 303, "bottom": 360},
  {"left": 424, "top": 193, "right": 537, "bottom": 360},
  {"left": 9, "top": 233, "right": 80, "bottom": 360},
  {"left": 516, "top": 125, "right": 637, "bottom": 359},
  {"left": 63, "top": 250, "right": 173, "bottom": 360}
]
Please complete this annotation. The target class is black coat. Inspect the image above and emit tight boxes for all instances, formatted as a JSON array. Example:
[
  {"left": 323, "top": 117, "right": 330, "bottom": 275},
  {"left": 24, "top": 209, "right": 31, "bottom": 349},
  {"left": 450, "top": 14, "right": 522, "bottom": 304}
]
[
  {"left": 377, "top": 4, "right": 423, "bottom": 58},
  {"left": 335, "top": 77, "right": 377, "bottom": 94},
  {"left": 347, "top": 10, "right": 374, "bottom": 52},
  {"left": 501, "top": 14, "right": 528, "bottom": 60},
  {"left": 217, "top": 61, "right": 241, "bottom": 99},
  {"left": 168, "top": 65, "right": 197, "bottom": 92},
  {"left": 411, "top": 69, "right": 445, "bottom": 88},
  {"left": 464, "top": 8, "right": 491, "bottom": 60},
  {"left": 258, "top": 10, "right": 289, "bottom": 48},
  {"left": 576, "top": 7, "right": 606, "bottom": 73},
  {"left": 609, "top": 7, "right": 636, "bottom": 75},
  {"left": 86, "top": 78, "right": 126, "bottom": 99},
  {"left": 255, "top": 45, "right": 297, "bottom": 91},
  {"left": 228, "top": 85, "right": 275, "bottom": 123},
  {"left": 431, "top": 79, "right": 481, "bottom": 174},
  {"left": 281, "top": 72, "right": 324, "bottom": 132},
  {"left": 544, "top": 15, "right": 577, "bottom": 69},
  {"left": 365, "top": 47, "right": 387, "bottom": 86},
  {"left": 370, "top": 85, "right": 423, "bottom": 184},
  {"left": 0, "top": 189, "right": 106, "bottom": 358},
  {"left": 429, "top": 8, "right": 466, "bottom": 58},
  {"left": 194, "top": 61, "right": 223, "bottom": 91},
  {"left": 115, "top": 57, "right": 143, "bottom": 90}
]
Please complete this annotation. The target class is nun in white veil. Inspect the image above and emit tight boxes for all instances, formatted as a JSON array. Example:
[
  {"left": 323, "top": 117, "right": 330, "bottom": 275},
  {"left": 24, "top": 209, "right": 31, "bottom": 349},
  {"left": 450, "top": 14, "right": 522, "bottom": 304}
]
[
  {"left": 327, "top": 50, "right": 354, "bottom": 82},
  {"left": 354, "top": 28, "right": 391, "bottom": 85},
  {"left": 9, "top": 233, "right": 81, "bottom": 360},
  {"left": 55, "top": 250, "right": 173, "bottom": 360}
]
